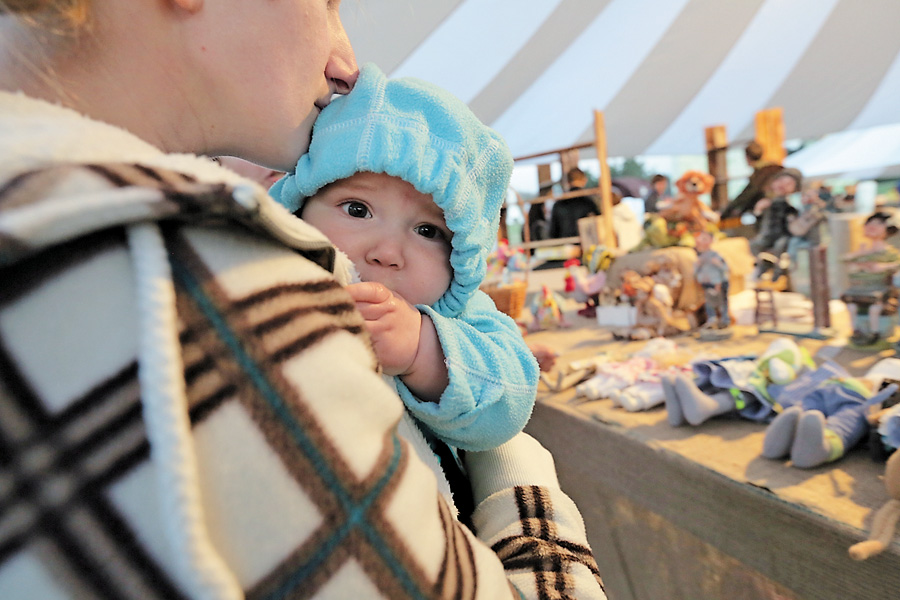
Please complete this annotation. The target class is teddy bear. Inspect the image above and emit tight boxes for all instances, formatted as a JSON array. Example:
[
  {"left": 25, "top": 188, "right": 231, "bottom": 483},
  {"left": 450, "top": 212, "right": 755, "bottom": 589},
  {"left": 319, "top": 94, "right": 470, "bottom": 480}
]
[
  {"left": 637, "top": 170, "right": 718, "bottom": 249},
  {"left": 660, "top": 170, "right": 717, "bottom": 234}
]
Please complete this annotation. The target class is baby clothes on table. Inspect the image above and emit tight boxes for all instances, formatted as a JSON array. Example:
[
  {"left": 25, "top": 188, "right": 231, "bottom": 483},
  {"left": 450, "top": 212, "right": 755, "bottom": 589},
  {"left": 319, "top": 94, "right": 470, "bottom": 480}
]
[{"left": 575, "top": 357, "right": 655, "bottom": 400}]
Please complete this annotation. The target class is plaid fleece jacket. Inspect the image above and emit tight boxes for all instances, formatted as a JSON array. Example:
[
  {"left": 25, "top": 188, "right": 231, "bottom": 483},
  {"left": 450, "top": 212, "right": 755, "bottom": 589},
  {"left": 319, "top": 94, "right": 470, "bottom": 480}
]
[{"left": 0, "top": 92, "right": 605, "bottom": 599}]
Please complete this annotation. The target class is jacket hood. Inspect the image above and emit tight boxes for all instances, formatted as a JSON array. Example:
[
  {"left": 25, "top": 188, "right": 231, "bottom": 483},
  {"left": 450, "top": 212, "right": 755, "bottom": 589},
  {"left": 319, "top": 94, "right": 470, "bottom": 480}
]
[{"left": 270, "top": 63, "right": 513, "bottom": 317}]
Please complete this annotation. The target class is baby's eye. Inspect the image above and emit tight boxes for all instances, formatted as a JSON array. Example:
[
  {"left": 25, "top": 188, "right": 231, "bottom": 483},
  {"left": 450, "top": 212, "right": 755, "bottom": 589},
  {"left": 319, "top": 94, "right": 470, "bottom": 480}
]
[
  {"left": 415, "top": 224, "right": 449, "bottom": 241},
  {"left": 341, "top": 201, "right": 371, "bottom": 219}
]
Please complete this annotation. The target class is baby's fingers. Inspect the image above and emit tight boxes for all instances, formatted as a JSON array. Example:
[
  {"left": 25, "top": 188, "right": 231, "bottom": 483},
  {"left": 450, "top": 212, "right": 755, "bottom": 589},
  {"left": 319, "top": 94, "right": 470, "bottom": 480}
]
[{"left": 346, "top": 281, "right": 392, "bottom": 304}]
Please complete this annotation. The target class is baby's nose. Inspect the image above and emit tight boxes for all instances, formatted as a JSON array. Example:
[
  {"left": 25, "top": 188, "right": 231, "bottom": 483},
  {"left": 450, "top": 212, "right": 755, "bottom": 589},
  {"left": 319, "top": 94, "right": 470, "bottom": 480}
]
[{"left": 366, "top": 238, "right": 404, "bottom": 268}]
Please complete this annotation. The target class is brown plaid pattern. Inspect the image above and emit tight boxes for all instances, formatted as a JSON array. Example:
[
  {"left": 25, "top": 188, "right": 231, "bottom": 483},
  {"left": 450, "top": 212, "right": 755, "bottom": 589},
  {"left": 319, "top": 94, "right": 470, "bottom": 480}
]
[
  {"left": 0, "top": 163, "right": 489, "bottom": 599},
  {"left": 0, "top": 161, "right": 604, "bottom": 599},
  {"left": 491, "top": 486, "right": 604, "bottom": 600}
]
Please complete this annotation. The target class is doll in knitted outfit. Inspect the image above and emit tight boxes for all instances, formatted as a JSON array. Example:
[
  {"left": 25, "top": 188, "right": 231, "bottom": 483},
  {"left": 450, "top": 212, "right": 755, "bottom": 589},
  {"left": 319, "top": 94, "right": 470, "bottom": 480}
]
[
  {"left": 840, "top": 211, "right": 900, "bottom": 346},
  {"left": 663, "top": 338, "right": 813, "bottom": 427},
  {"left": 762, "top": 359, "right": 900, "bottom": 468},
  {"left": 271, "top": 64, "right": 540, "bottom": 517}
]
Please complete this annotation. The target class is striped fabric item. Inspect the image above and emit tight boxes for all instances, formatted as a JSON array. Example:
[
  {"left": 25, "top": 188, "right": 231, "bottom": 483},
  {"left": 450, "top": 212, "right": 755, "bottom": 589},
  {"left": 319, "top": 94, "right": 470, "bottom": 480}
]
[
  {"left": 0, "top": 160, "right": 605, "bottom": 599},
  {"left": 343, "top": 0, "right": 900, "bottom": 163}
]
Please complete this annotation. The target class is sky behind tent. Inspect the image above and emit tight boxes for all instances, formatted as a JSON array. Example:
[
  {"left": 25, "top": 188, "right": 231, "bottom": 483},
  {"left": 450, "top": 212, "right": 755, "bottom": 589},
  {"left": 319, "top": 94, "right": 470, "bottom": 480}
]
[{"left": 341, "top": 0, "right": 900, "bottom": 162}]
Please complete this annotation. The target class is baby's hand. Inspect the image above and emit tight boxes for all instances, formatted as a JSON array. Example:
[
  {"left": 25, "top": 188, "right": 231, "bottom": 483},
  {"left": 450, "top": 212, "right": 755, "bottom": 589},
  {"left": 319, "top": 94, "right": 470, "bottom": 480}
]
[
  {"left": 346, "top": 282, "right": 421, "bottom": 376},
  {"left": 527, "top": 342, "right": 558, "bottom": 372}
]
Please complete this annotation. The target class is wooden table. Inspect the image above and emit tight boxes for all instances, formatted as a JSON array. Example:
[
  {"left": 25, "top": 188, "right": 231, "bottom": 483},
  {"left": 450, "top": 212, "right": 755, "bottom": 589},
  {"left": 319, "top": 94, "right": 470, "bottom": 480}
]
[{"left": 520, "top": 288, "right": 900, "bottom": 600}]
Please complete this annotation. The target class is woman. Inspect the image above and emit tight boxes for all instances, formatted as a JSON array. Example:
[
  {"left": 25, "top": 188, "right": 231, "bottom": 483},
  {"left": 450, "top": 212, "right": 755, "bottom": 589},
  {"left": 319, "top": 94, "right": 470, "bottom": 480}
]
[{"left": 0, "top": 1, "right": 605, "bottom": 598}]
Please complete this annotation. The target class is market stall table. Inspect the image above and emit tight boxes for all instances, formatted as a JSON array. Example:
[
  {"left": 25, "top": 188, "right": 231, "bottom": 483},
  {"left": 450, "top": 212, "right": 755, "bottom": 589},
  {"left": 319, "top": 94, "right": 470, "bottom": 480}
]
[{"left": 521, "top": 303, "right": 900, "bottom": 600}]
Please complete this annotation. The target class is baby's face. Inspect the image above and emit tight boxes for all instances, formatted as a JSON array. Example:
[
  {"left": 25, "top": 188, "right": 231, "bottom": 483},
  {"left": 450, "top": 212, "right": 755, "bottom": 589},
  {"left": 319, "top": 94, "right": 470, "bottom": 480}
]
[{"left": 302, "top": 172, "right": 453, "bottom": 306}]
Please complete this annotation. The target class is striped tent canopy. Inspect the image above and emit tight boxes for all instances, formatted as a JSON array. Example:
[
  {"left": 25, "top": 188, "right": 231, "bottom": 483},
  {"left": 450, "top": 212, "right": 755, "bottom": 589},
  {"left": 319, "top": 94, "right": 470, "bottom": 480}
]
[{"left": 341, "top": 0, "right": 900, "bottom": 167}]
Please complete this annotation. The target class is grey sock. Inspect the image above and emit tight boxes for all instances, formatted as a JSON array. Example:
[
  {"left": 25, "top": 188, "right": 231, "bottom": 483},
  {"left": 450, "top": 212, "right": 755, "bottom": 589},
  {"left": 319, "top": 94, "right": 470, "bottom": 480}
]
[
  {"left": 662, "top": 374, "right": 685, "bottom": 426},
  {"left": 762, "top": 406, "right": 802, "bottom": 459},
  {"left": 791, "top": 410, "right": 838, "bottom": 468},
  {"left": 674, "top": 375, "right": 734, "bottom": 426}
]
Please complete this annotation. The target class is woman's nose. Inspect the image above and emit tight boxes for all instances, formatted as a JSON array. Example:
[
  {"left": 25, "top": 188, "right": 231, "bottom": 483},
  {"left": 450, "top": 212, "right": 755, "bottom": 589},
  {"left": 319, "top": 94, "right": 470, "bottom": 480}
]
[{"left": 326, "top": 16, "right": 359, "bottom": 96}]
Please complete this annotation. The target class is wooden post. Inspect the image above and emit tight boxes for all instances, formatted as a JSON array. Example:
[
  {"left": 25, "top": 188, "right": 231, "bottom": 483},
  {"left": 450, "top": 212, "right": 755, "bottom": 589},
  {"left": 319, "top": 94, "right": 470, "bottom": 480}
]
[
  {"left": 560, "top": 149, "right": 580, "bottom": 190},
  {"left": 754, "top": 107, "right": 786, "bottom": 165},
  {"left": 809, "top": 245, "right": 831, "bottom": 330},
  {"left": 705, "top": 125, "right": 729, "bottom": 212},
  {"left": 593, "top": 110, "right": 616, "bottom": 249},
  {"left": 537, "top": 164, "right": 553, "bottom": 193}
]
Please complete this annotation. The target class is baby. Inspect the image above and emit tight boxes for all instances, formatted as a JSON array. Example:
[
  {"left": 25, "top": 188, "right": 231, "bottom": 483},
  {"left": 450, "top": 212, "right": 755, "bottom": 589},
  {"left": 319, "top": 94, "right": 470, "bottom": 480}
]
[{"left": 271, "top": 64, "right": 540, "bottom": 515}]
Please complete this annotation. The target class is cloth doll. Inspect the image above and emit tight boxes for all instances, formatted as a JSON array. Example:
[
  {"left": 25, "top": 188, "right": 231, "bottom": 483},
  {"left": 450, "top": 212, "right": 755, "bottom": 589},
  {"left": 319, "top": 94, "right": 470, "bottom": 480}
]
[
  {"left": 528, "top": 285, "right": 570, "bottom": 331},
  {"left": 750, "top": 168, "right": 802, "bottom": 282},
  {"left": 849, "top": 450, "right": 900, "bottom": 560},
  {"left": 616, "top": 269, "right": 690, "bottom": 340},
  {"left": 663, "top": 338, "right": 813, "bottom": 427},
  {"left": 840, "top": 211, "right": 900, "bottom": 346},
  {"left": 762, "top": 359, "right": 900, "bottom": 468},
  {"left": 563, "top": 248, "right": 611, "bottom": 318},
  {"left": 694, "top": 230, "right": 730, "bottom": 330}
]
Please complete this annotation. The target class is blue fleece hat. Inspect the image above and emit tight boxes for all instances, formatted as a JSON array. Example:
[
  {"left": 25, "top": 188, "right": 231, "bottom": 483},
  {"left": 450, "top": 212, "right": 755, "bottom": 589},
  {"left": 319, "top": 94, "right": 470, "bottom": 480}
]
[{"left": 270, "top": 63, "right": 513, "bottom": 318}]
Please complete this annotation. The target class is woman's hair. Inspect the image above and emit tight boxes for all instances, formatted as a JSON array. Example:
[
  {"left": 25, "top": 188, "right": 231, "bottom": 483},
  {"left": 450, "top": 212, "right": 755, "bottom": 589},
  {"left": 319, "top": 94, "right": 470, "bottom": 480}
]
[{"left": 0, "top": 0, "right": 89, "bottom": 30}]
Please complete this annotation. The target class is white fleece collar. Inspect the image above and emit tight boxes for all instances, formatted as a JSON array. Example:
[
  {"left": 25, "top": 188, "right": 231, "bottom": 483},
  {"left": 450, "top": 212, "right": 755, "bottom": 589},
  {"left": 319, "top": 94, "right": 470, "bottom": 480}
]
[{"left": 0, "top": 90, "right": 356, "bottom": 284}]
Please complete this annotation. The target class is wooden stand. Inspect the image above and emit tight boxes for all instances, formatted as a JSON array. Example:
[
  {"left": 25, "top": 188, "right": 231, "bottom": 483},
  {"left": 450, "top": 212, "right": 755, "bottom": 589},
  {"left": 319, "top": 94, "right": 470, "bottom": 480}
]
[
  {"left": 755, "top": 107, "right": 786, "bottom": 165},
  {"left": 705, "top": 125, "right": 729, "bottom": 213},
  {"left": 593, "top": 110, "right": 616, "bottom": 249},
  {"left": 511, "top": 112, "right": 618, "bottom": 258}
]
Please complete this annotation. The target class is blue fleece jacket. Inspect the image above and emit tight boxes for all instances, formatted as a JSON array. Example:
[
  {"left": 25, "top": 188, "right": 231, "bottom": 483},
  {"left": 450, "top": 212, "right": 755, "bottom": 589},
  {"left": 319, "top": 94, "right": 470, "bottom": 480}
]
[{"left": 271, "top": 64, "right": 538, "bottom": 451}]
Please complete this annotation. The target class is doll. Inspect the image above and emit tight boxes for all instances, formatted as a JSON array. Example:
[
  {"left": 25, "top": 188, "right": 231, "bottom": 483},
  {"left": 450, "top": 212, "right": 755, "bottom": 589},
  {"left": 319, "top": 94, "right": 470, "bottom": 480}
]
[
  {"left": 645, "top": 255, "right": 683, "bottom": 308},
  {"left": 528, "top": 285, "right": 570, "bottom": 332},
  {"left": 563, "top": 245, "right": 613, "bottom": 318},
  {"left": 663, "top": 338, "right": 813, "bottom": 427},
  {"left": 693, "top": 230, "right": 730, "bottom": 330},
  {"left": 750, "top": 168, "right": 802, "bottom": 282},
  {"left": 840, "top": 211, "right": 900, "bottom": 346},
  {"left": 618, "top": 269, "right": 690, "bottom": 340},
  {"left": 637, "top": 170, "right": 716, "bottom": 249},
  {"left": 761, "top": 358, "right": 900, "bottom": 468},
  {"left": 658, "top": 170, "right": 716, "bottom": 237},
  {"left": 849, "top": 449, "right": 900, "bottom": 560}
]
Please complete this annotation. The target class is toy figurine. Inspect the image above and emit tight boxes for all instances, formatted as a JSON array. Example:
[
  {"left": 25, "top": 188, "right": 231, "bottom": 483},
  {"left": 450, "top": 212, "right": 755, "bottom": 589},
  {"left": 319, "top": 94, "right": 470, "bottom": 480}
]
[
  {"left": 636, "top": 170, "right": 717, "bottom": 249},
  {"left": 563, "top": 245, "right": 614, "bottom": 317},
  {"left": 528, "top": 285, "right": 570, "bottom": 332},
  {"left": 485, "top": 238, "right": 528, "bottom": 284},
  {"left": 786, "top": 185, "right": 827, "bottom": 267},
  {"left": 616, "top": 269, "right": 690, "bottom": 340},
  {"left": 644, "top": 255, "right": 683, "bottom": 307},
  {"left": 750, "top": 169, "right": 802, "bottom": 282},
  {"left": 658, "top": 170, "right": 716, "bottom": 235},
  {"left": 693, "top": 230, "right": 731, "bottom": 336},
  {"left": 840, "top": 211, "right": 900, "bottom": 346}
]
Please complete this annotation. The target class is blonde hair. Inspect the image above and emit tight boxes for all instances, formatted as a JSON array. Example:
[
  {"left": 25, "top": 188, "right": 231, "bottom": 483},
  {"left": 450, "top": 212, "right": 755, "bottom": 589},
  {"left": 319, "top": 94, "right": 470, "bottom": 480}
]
[{"left": 0, "top": 0, "right": 90, "bottom": 31}]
